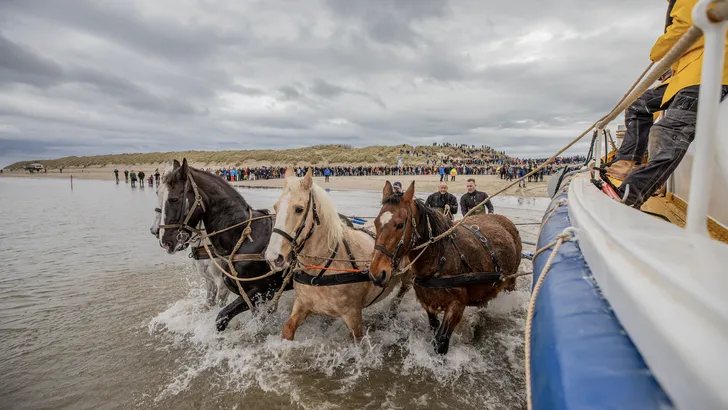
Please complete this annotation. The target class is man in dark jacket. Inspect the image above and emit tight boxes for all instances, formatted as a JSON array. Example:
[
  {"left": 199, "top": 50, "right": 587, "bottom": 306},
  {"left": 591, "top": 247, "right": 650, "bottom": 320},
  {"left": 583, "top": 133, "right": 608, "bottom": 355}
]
[
  {"left": 425, "top": 182, "right": 458, "bottom": 220},
  {"left": 460, "top": 178, "right": 494, "bottom": 215}
]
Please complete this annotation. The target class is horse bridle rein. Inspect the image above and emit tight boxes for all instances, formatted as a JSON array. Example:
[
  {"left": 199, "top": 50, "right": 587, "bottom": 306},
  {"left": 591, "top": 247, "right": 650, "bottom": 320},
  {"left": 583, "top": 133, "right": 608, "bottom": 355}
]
[{"left": 272, "top": 190, "right": 321, "bottom": 255}]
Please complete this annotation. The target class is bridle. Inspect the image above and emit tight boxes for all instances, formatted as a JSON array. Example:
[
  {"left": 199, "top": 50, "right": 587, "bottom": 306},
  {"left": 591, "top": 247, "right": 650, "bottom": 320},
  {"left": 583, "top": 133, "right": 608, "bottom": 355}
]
[
  {"left": 158, "top": 169, "right": 206, "bottom": 246},
  {"left": 373, "top": 203, "right": 423, "bottom": 269},
  {"left": 272, "top": 190, "right": 321, "bottom": 255}
]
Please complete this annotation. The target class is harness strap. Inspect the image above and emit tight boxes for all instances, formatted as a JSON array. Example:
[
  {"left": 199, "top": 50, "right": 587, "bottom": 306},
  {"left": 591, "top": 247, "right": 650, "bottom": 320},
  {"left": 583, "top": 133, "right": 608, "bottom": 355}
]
[
  {"left": 341, "top": 238, "right": 359, "bottom": 270},
  {"left": 315, "top": 241, "right": 340, "bottom": 279},
  {"left": 293, "top": 270, "right": 371, "bottom": 286},
  {"left": 461, "top": 224, "right": 501, "bottom": 272},
  {"left": 414, "top": 271, "right": 502, "bottom": 289}
]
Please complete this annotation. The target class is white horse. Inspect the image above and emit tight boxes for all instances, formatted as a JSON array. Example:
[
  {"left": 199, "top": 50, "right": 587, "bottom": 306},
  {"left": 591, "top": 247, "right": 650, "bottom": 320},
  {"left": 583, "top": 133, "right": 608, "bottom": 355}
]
[
  {"left": 150, "top": 169, "right": 230, "bottom": 307},
  {"left": 265, "top": 168, "right": 410, "bottom": 340}
]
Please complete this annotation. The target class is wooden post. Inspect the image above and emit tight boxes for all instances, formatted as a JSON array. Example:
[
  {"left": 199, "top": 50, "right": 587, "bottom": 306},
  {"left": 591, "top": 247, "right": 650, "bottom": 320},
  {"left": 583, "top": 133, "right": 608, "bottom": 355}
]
[{"left": 70, "top": 175, "right": 73, "bottom": 191}]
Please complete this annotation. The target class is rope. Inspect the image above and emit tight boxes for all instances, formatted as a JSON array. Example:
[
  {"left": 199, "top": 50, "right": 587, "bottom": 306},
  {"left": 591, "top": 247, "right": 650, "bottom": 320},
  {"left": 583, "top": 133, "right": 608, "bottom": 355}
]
[
  {"left": 525, "top": 228, "right": 577, "bottom": 410},
  {"left": 300, "top": 265, "right": 366, "bottom": 273},
  {"left": 297, "top": 253, "right": 372, "bottom": 264},
  {"left": 268, "top": 267, "right": 295, "bottom": 313}
]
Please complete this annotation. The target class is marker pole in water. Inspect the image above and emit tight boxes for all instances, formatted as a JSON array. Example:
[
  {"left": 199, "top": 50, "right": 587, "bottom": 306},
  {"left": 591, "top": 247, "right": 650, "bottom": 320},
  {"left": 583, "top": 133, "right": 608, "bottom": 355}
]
[{"left": 70, "top": 175, "right": 73, "bottom": 191}]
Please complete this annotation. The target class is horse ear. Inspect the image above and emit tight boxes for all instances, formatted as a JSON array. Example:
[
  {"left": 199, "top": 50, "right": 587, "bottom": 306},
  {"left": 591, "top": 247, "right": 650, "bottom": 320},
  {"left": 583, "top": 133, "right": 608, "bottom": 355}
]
[
  {"left": 382, "top": 181, "right": 393, "bottom": 200},
  {"left": 180, "top": 158, "right": 189, "bottom": 179},
  {"left": 173, "top": 159, "right": 180, "bottom": 170},
  {"left": 302, "top": 168, "right": 313, "bottom": 190},
  {"left": 284, "top": 167, "right": 294, "bottom": 178},
  {"left": 403, "top": 181, "right": 415, "bottom": 202}
]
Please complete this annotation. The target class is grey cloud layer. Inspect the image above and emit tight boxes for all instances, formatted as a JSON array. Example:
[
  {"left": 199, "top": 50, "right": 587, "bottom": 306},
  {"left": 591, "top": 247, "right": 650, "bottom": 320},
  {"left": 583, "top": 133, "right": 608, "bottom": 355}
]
[{"left": 0, "top": 0, "right": 666, "bottom": 166}]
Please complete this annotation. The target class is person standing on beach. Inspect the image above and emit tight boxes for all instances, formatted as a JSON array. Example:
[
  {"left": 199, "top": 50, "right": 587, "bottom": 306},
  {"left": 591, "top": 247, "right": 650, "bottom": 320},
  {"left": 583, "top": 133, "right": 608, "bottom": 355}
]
[
  {"left": 124, "top": 170, "right": 129, "bottom": 183},
  {"left": 425, "top": 182, "right": 459, "bottom": 220},
  {"left": 460, "top": 178, "right": 494, "bottom": 215},
  {"left": 137, "top": 171, "right": 145, "bottom": 189},
  {"left": 154, "top": 169, "right": 160, "bottom": 185},
  {"left": 324, "top": 167, "right": 331, "bottom": 182},
  {"left": 113, "top": 169, "right": 119, "bottom": 182},
  {"left": 130, "top": 170, "right": 137, "bottom": 187}
]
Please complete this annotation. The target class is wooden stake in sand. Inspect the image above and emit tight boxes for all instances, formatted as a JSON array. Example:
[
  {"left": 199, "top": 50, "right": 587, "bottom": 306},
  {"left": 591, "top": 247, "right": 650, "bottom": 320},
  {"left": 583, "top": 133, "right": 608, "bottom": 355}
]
[{"left": 70, "top": 175, "right": 73, "bottom": 191}]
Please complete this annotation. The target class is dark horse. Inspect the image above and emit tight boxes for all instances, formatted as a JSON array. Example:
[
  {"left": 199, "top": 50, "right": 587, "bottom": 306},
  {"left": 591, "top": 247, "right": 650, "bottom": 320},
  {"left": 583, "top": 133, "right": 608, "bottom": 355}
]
[
  {"left": 368, "top": 181, "right": 521, "bottom": 354},
  {"left": 151, "top": 159, "right": 357, "bottom": 331},
  {"left": 153, "top": 159, "right": 286, "bottom": 331}
]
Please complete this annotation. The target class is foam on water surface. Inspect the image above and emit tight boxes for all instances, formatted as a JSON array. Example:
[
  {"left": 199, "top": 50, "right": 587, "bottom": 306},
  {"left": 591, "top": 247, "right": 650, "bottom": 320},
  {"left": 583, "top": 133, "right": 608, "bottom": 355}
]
[{"left": 147, "top": 272, "right": 533, "bottom": 409}]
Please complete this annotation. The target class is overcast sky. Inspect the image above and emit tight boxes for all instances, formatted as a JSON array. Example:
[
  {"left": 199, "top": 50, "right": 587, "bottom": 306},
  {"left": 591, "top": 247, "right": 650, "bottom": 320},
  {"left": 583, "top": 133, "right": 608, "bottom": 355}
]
[{"left": 0, "top": 0, "right": 668, "bottom": 167}]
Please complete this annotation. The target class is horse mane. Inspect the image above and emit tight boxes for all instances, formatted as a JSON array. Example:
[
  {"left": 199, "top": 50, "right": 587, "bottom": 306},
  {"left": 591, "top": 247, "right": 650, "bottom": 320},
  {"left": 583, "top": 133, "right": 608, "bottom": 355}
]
[
  {"left": 287, "top": 177, "right": 344, "bottom": 251},
  {"left": 413, "top": 198, "right": 453, "bottom": 248},
  {"left": 381, "top": 193, "right": 453, "bottom": 250},
  {"left": 164, "top": 164, "right": 251, "bottom": 209}
]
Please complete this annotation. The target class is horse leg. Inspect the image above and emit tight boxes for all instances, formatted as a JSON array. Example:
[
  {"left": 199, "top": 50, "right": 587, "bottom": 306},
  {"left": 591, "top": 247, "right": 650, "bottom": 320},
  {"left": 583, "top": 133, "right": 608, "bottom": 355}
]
[
  {"left": 281, "top": 299, "right": 311, "bottom": 341},
  {"left": 205, "top": 278, "right": 217, "bottom": 307},
  {"left": 393, "top": 272, "right": 412, "bottom": 306},
  {"left": 341, "top": 309, "right": 364, "bottom": 341},
  {"left": 215, "top": 292, "right": 255, "bottom": 331},
  {"left": 427, "top": 311, "right": 441, "bottom": 333},
  {"left": 504, "top": 276, "right": 517, "bottom": 292},
  {"left": 434, "top": 302, "right": 464, "bottom": 355}
]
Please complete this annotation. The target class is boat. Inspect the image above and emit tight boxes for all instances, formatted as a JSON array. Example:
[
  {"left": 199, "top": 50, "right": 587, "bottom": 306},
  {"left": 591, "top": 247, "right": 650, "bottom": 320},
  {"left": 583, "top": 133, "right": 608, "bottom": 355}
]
[{"left": 528, "top": 1, "right": 728, "bottom": 409}]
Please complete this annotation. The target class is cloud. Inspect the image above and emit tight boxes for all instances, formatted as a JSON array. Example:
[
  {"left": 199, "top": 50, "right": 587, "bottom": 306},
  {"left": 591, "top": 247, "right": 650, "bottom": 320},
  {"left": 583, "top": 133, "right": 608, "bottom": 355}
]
[{"left": 0, "top": 0, "right": 669, "bottom": 167}]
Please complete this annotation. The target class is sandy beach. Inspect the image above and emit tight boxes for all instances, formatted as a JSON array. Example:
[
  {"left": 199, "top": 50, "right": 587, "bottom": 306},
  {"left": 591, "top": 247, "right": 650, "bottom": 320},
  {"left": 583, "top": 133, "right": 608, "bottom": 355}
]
[{"left": 1, "top": 164, "right": 551, "bottom": 197}]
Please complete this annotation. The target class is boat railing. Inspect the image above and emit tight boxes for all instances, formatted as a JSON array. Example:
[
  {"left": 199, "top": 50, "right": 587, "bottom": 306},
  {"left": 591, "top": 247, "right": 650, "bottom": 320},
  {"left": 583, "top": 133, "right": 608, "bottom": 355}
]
[{"left": 591, "top": 0, "right": 728, "bottom": 237}]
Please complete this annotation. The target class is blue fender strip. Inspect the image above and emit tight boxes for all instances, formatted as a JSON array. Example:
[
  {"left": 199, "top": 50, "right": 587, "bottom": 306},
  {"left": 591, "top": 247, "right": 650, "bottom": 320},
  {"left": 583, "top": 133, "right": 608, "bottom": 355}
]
[{"left": 530, "top": 179, "right": 672, "bottom": 410}]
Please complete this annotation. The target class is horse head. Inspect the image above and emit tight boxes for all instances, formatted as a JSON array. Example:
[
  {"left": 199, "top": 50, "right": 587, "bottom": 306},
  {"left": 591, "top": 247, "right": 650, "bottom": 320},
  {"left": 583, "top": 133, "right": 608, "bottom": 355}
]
[
  {"left": 369, "top": 180, "right": 417, "bottom": 287},
  {"left": 157, "top": 158, "right": 206, "bottom": 254},
  {"left": 265, "top": 167, "right": 343, "bottom": 270}
]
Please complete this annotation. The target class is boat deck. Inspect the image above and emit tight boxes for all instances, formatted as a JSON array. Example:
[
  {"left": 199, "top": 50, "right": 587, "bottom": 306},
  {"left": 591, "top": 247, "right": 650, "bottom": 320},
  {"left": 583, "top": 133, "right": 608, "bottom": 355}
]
[{"left": 607, "top": 176, "right": 728, "bottom": 243}]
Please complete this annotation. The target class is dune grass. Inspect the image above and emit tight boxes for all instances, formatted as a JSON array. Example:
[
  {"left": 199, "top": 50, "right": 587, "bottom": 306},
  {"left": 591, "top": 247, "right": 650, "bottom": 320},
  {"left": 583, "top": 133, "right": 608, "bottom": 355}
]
[{"left": 5, "top": 144, "right": 508, "bottom": 170}]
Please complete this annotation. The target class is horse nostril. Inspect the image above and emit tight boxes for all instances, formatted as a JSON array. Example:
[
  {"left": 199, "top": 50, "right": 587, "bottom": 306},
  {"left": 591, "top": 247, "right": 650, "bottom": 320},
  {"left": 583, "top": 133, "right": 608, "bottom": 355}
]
[{"left": 275, "top": 255, "right": 284, "bottom": 268}]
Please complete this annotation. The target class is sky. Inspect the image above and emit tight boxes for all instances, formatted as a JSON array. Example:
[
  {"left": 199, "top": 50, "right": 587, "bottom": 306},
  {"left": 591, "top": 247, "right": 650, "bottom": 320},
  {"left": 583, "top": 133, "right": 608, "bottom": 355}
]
[{"left": 0, "top": 0, "right": 668, "bottom": 167}]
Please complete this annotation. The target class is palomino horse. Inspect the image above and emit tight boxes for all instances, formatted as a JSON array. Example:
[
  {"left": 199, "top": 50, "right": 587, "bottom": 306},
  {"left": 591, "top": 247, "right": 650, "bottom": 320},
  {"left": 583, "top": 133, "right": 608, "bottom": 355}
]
[
  {"left": 265, "top": 168, "right": 410, "bottom": 340},
  {"left": 152, "top": 159, "right": 285, "bottom": 331},
  {"left": 369, "top": 181, "right": 521, "bottom": 354}
]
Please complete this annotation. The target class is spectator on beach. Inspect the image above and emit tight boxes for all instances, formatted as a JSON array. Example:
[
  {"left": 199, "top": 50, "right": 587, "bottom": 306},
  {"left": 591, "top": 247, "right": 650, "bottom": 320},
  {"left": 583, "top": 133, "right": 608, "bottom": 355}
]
[
  {"left": 324, "top": 168, "right": 331, "bottom": 182},
  {"left": 124, "top": 170, "right": 129, "bottom": 183},
  {"left": 154, "top": 169, "right": 160, "bottom": 185},
  {"left": 460, "top": 178, "right": 494, "bottom": 215},
  {"left": 113, "top": 169, "right": 119, "bottom": 182},
  {"left": 137, "top": 171, "right": 145, "bottom": 188},
  {"left": 393, "top": 181, "right": 403, "bottom": 195},
  {"left": 130, "top": 170, "right": 137, "bottom": 187},
  {"left": 425, "top": 183, "right": 459, "bottom": 220}
]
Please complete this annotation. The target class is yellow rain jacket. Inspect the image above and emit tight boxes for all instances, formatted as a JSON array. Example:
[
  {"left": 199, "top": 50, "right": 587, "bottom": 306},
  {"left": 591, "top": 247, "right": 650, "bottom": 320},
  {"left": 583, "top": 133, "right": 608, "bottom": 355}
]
[{"left": 650, "top": 0, "right": 728, "bottom": 105}]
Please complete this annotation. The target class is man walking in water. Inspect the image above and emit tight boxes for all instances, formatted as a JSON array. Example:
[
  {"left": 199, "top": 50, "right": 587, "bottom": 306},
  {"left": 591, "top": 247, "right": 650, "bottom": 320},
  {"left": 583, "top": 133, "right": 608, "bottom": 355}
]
[
  {"left": 425, "top": 182, "right": 459, "bottom": 220},
  {"left": 460, "top": 178, "right": 494, "bottom": 215},
  {"left": 130, "top": 170, "right": 137, "bottom": 187},
  {"left": 154, "top": 169, "right": 160, "bottom": 186},
  {"left": 124, "top": 169, "right": 129, "bottom": 183},
  {"left": 113, "top": 169, "right": 119, "bottom": 183}
]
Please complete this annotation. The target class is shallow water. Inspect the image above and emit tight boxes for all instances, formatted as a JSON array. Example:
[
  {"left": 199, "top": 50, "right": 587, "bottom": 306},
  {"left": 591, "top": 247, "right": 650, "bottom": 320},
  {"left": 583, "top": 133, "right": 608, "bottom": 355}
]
[{"left": 0, "top": 177, "right": 548, "bottom": 410}]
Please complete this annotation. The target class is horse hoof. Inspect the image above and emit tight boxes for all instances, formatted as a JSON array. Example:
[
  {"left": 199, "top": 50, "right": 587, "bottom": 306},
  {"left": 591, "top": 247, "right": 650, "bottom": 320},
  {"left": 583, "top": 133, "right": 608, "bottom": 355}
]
[{"left": 215, "top": 318, "right": 229, "bottom": 332}]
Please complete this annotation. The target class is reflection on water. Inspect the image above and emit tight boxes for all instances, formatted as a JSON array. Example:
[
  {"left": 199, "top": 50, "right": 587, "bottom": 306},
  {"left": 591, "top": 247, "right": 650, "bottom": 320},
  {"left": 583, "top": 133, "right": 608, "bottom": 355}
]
[{"left": 0, "top": 177, "right": 548, "bottom": 410}]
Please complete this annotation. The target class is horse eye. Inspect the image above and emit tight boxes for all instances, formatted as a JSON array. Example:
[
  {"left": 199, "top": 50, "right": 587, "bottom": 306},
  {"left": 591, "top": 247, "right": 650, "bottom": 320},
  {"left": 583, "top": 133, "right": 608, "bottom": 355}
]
[
  {"left": 169, "top": 197, "right": 179, "bottom": 203},
  {"left": 396, "top": 223, "right": 405, "bottom": 230},
  {"left": 295, "top": 206, "right": 304, "bottom": 214}
]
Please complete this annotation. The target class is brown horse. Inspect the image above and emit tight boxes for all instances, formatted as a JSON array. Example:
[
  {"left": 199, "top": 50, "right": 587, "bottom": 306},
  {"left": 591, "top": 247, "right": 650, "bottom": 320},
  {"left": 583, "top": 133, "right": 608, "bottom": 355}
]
[{"left": 369, "top": 181, "right": 522, "bottom": 354}]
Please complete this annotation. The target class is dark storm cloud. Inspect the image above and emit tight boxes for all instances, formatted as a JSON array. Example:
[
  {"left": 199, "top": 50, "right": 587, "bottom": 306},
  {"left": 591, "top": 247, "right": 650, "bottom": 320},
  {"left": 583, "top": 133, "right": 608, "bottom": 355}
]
[{"left": 0, "top": 0, "right": 670, "bottom": 167}]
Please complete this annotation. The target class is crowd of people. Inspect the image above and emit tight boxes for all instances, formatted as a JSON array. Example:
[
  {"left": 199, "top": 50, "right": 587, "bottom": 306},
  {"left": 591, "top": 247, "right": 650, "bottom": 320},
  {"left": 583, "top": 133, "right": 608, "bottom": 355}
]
[
  {"left": 204, "top": 148, "right": 585, "bottom": 183},
  {"left": 114, "top": 168, "right": 161, "bottom": 188}
]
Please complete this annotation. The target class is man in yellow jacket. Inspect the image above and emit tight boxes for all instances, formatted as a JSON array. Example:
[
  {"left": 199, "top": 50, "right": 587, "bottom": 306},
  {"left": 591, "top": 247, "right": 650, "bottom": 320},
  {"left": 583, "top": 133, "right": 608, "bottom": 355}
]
[{"left": 610, "top": 0, "right": 728, "bottom": 208}]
